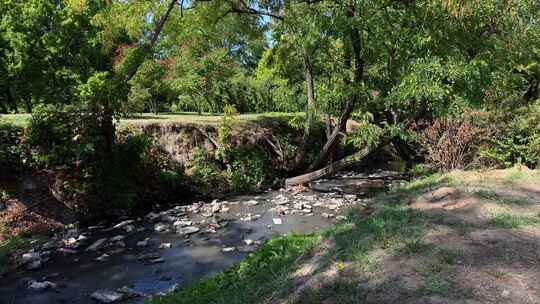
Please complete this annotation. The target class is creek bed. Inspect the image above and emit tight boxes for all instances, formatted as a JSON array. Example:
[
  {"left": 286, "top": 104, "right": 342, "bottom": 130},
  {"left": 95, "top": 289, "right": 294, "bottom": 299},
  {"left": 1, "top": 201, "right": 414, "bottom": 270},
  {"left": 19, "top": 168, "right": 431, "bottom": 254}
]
[{"left": 0, "top": 170, "right": 405, "bottom": 304}]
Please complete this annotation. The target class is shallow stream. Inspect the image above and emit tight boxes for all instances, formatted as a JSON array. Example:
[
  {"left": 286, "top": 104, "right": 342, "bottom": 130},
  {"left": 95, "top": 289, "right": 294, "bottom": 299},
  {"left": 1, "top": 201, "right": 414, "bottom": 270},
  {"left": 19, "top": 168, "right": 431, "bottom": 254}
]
[{"left": 0, "top": 170, "right": 405, "bottom": 304}]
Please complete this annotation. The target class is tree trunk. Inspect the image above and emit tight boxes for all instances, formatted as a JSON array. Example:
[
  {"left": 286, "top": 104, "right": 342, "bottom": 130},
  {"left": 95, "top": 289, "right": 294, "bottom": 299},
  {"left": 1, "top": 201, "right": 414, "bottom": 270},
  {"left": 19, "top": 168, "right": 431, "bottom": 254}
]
[
  {"left": 524, "top": 77, "right": 539, "bottom": 103},
  {"left": 307, "top": 1, "right": 364, "bottom": 171},
  {"left": 0, "top": 101, "right": 7, "bottom": 114},
  {"left": 98, "top": 0, "right": 178, "bottom": 159},
  {"left": 294, "top": 49, "right": 316, "bottom": 167},
  {"left": 286, "top": 144, "right": 376, "bottom": 186},
  {"left": 24, "top": 98, "right": 32, "bottom": 113},
  {"left": 0, "top": 90, "right": 8, "bottom": 113},
  {"left": 125, "top": 0, "right": 179, "bottom": 82}
]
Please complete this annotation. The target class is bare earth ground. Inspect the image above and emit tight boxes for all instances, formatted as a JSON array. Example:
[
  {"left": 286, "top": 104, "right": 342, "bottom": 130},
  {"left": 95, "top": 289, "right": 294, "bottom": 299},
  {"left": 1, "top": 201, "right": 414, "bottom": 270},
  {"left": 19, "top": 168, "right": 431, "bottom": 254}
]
[{"left": 275, "top": 168, "right": 540, "bottom": 304}]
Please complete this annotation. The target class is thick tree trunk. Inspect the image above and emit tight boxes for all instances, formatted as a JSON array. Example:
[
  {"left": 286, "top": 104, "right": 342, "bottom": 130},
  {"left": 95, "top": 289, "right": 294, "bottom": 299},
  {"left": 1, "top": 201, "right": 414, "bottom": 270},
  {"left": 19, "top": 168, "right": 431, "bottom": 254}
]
[
  {"left": 307, "top": 1, "right": 364, "bottom": 171},
  {"left": 294, "top": 49, "right": 317, "bottom": 167}
]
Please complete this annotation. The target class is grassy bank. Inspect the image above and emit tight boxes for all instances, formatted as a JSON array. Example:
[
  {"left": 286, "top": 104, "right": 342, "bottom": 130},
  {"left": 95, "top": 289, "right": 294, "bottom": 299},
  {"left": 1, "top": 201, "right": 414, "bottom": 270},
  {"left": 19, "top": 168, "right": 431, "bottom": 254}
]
[{"left": 150, "top": 167, "right": 540, "bottom": 304}]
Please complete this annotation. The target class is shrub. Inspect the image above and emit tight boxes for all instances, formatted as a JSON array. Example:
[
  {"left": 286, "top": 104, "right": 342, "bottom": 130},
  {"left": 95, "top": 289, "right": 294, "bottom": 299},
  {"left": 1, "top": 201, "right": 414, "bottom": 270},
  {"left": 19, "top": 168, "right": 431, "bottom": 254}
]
[
  {"left": 0, "top": 122, "right": 25, "bottom": 168},
  {"left": 482, "top": 101, "right": 540, "bottom": 168},
  {"left": 412, "top": 117, "right": 488, "bottom": 171},
  {"left": 226, "top": 146, "right": 272, "bottom": 191},
  {"left": 25, "top": 105, "right": 102, "bottom": 168},
  {"left": 186, "top": 148, "right": 227, "bottom": 193}
]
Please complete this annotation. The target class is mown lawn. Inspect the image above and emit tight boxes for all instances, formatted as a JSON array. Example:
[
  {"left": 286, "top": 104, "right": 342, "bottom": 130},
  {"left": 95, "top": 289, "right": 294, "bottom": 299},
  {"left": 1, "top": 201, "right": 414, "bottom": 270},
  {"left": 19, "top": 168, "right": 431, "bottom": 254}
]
[
  {"left": 0, "top": 112, "right": 299, "bottom": 128},
  {"left": 149, "top": 167, "right": 540, "bottom": 304}
]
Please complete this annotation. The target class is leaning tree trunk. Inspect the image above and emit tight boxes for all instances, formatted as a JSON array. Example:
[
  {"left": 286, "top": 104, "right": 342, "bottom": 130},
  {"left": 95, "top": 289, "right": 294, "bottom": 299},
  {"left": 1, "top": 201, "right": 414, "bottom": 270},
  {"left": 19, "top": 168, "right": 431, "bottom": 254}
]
[
  {"left": 307, "top": 1, "right": 364, "bottom": 171},
  {"left": 294, "top": 49, "right": 317, "bottom": 168},
  {"left": 286, "top": 144, "right": 375, "bottom": 186},
  {"left": 98, "top": 0, "right": 179, "bottom": 157},
  {"left": 125, "top": 0, "right": 179, "bottom": 82}
]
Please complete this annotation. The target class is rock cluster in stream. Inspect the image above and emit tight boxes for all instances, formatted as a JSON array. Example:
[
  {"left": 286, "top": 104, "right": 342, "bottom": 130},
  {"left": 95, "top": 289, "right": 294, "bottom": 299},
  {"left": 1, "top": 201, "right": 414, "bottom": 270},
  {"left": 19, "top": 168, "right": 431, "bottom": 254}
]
[{"left": 15, "top": 183, "right": 372, "bottom": 302}]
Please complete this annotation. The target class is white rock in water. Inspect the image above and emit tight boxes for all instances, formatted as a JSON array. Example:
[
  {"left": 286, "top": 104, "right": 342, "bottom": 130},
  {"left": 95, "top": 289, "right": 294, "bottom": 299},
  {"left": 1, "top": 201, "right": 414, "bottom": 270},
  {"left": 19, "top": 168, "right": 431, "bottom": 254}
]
[
  {"left": 27, "top": 259, "right": 42, "bottom": 270},
  {"left": 91, "top": 289, "right": 125, "bottom": 303},
  {"left": 210, "top": 201, "right": 222, "bottom": 213},
  {"left": 159, "top": 243, "right": 172, "bottom": 249},
  {"left": 220, "top": 206, "right": 230, "bottom": 213},
  {"left": 154, "top": 223, "right": 170, "bottom": 232},
  {"left": 117, "top": 286, "right": 147, "bottom": 298},
  {"left": 272, "top": 218, "right": 283, "bottom": 225},
  {"left": 85, "top": 238, "right": 108, "bottom": 252},
  {"left": 57, "top": 248, "right": 78, "bottom": 255},
  {"left": 160, "top": 214, "right": 178, "bottom": 222},
  {"left": 322, "top": 213, "right": 335, "bottom": 218},
  {"left": 222, "top": 247, "right": 236, "bottom": 252},
  {"left": 243, "top": 239, "right": 254, "bottom": 246},
  {"left": 137, "top": 239, "right": 149, "bottom": 247},
  {"left": 243, "top": 200, "right": 259, "bottom": 206},
  {"left": 122, "top": 225, "right": 135, "bottom": 233},
  {"left": 172, "top": 219, "right": 192, "bottom": 227},
  {"left": 65, "top": 237, "right": 78, "bottom": 246},
  {"left": 176, "top": 226, "right": 200, "bottom": 235},
  {"left": 110, "top": 235, "right": 125, "bottom": 242},
  {"left": 240, "top": 214, "right": 261, "bottom": 222},
  {"left": 113, "top": 220, "right": 134, "bottom": 229},
  {"left": 21, "top": 252, "right": 41, "bottom": 264},
  {"left": 28, "top": 280, "right": 56, "bottom": 291},
  {"left": 149, "top": 257, "right": 165, "bottom": 264},
  {"left": 93, "top": 253, "right": 110, "bottom": 262}
]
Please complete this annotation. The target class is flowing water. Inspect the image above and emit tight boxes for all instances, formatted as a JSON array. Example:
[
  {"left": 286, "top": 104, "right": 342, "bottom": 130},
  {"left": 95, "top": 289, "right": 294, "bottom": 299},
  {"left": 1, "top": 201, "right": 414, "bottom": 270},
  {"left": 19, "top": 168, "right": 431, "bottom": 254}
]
[{"left": 0, "top": 170, "right": 406, "bottom": 304}]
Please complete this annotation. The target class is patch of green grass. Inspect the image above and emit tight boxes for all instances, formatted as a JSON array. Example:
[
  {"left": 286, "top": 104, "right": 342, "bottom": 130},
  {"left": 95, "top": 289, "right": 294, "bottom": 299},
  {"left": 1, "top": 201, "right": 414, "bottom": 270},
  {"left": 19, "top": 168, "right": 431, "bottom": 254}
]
[
  {"left": 488, "top": 213, "right": 539, "bottom": 229},
  {"left": 329, "top": 206, "right": 429, "bottom": 262},
  {"left": 391, "top": 173, "right": 456, "bottom": 203},
  {"left": 473, "top": 189, "right": 533, "bottom": 206},
  {"left": 292, "top": 278, "right": 363, "bottom": 304},
  {"left": 404, "top": 237, "right": 431, "bottom": 255},
  {"left": 416, "top": 248, "right": 459, "bottom": 296},
  {"left": 148, "top": 234, "right": 320, "bottom": 304},
  {"left": 0, "top": 114, "right": 30, "bottom": 127},
  {"left": 418, "top": 271, "right": 451, "bottom": 295},
  {"left": 0, "top": 112, "right": 299, "bottom": 128},
  {"left": 503, "top": 166, "right": 529, "bottom": 184}
]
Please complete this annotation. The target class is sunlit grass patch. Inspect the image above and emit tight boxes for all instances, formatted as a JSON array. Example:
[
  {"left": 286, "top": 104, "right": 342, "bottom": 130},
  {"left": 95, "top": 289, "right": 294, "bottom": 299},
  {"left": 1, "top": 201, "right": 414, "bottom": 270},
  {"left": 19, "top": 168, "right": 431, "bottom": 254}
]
[
  {"left": 148, "top": 233, "right": 320, "bottom": 304},
  {"left": 416, "top": 248, "right": 461, "bottom": 296},
  {"left": 488, "top": 213, "right": 539, "bottom": 229},
  {"left": 473, "top": 189, "right": 533, "bottom": 206}
]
